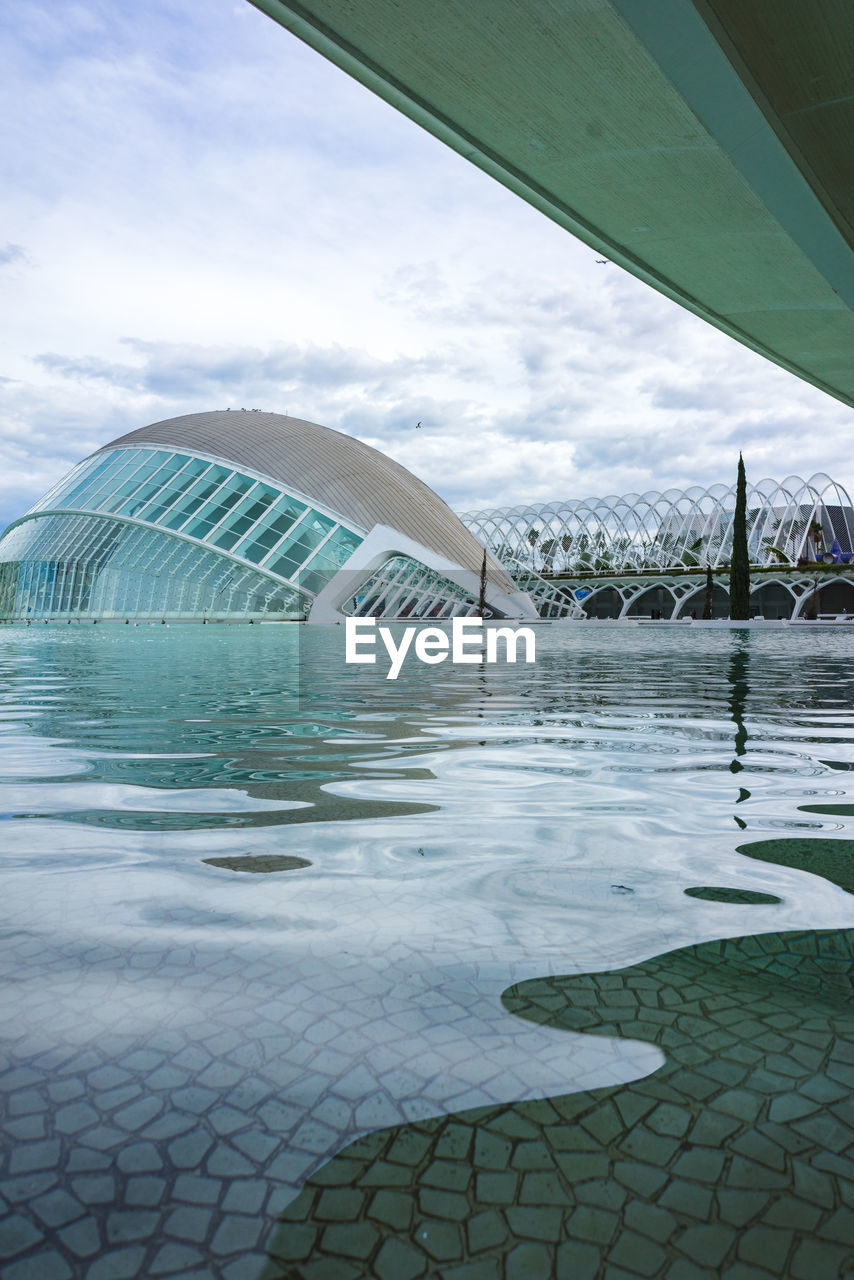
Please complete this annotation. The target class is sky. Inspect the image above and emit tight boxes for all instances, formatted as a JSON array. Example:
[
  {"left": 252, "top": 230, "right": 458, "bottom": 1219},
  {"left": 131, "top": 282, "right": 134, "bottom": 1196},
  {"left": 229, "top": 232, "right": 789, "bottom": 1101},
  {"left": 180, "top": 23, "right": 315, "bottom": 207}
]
[{"left": 2, "top": 0, "right": 853, "bottom": 532}]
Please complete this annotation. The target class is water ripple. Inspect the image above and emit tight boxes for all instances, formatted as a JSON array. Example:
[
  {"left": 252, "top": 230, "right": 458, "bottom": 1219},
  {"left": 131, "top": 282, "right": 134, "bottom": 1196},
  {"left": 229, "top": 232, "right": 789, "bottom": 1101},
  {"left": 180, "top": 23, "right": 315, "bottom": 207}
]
[{"left": 2, "top": 624, "right": 854, "bottom": 1276}]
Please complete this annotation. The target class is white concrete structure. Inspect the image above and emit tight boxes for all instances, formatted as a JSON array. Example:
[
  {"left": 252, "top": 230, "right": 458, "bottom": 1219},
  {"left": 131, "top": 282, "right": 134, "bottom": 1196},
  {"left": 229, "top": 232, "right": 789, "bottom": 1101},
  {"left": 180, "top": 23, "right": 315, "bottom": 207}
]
[
  {"left": 462, "top": 473, "right": 854, "bottom": 577},
  {"left": 462, "top": 473, "right": 854, "bottom": 621}
]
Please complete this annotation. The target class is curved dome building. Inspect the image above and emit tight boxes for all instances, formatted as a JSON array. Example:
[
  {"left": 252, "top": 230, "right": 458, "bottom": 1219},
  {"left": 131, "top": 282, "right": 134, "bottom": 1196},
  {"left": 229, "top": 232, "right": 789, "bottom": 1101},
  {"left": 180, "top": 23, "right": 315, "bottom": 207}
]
[{"left": 0, "top": 410, "right": 535, "bottom": 624}]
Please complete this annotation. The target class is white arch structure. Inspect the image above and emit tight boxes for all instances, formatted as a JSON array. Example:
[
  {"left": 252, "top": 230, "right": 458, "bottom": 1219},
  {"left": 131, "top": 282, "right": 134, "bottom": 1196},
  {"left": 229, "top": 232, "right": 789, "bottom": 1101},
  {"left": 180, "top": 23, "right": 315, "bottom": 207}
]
[{"left": 461, "top": 474, "right": 854, "bottom": 580}]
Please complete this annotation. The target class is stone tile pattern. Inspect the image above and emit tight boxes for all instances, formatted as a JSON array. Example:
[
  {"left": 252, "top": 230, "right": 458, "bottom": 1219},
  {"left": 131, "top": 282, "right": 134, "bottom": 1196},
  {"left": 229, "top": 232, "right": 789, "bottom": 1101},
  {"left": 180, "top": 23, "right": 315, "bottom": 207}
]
[
  {"left": 0, "top": 914, "right": 641, "bottom": 1280},
  {"left": 0, "top": 862, "right": 661, "bottom": 1280},
  {"left": 263, "top": 928, "right": 854, "bottom": 1278},
  {"left": 0, "top": 1027, "right": 287, "bottom": 1280}
]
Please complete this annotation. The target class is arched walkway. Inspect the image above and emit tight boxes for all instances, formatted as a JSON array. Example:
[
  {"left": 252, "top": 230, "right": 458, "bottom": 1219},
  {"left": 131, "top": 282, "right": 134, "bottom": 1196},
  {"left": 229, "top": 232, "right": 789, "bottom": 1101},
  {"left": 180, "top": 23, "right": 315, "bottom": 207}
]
[
  {"left": 582, "top": 586, "right": 623, "bottom": 619},
  {"left": 676, "top": 583, "right": 729, "bottom": 619},
  {"left": 794, "top": 578, "right": 854, "bottom": 617},
  {"left": 749, "top": 581, "right": 797, "bottom": 620},
  {"left": 623, "top": 585, "right": 678, "bottom": 619}
]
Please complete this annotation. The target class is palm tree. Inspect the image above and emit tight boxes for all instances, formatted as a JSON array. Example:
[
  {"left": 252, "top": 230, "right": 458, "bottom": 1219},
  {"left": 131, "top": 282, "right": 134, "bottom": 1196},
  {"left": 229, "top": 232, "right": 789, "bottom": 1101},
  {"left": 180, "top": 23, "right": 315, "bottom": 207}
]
[
  {"left": 526, "top": 527, "right": 540, "bottom": 571},
  {"left": 681, "top": 535, "right": 705, "bottom": 568},
  {"left": 574, "top": 531, "right": 592, "bottom": 571},
  {"left": 540, "top": 538, "right": 557, "bottom": 572},
  {"left": 761, "top": 538, "right": 791, "bottom": 566}
]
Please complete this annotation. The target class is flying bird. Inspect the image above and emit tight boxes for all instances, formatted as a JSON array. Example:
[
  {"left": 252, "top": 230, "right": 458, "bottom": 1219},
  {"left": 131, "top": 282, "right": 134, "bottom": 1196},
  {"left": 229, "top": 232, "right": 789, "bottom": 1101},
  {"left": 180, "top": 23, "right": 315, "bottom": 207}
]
[
  {"left": 415, "top": 421, "right": 422, "bottom": 428},
  {"left": 596, "top": 258, "right": 609, "bottom": 264}
]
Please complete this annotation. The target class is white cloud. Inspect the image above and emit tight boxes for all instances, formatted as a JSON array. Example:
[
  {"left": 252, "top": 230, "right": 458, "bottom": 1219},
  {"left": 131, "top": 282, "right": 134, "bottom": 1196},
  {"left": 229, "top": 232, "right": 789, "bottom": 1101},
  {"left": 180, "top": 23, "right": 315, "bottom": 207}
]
[{"left": 1, "top": 0, "right": 852, "bottom": 532}]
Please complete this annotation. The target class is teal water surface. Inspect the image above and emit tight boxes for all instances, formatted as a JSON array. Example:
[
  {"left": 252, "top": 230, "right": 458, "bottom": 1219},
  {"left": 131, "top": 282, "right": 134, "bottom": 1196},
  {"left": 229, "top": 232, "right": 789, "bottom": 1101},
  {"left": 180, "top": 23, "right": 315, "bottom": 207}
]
[{"left": 1, "top": 624, "right": 854, "bottom": 1279}]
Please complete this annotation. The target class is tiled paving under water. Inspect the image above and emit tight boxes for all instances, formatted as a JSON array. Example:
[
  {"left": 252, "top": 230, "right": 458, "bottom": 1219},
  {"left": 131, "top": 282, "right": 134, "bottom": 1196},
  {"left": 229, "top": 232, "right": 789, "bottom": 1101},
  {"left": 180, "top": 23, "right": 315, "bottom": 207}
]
[
  {"left": 3, "top": 625, "right": 854, "bottom": 1278},
  {"left": 265, "top": 924, "right": 854, "bottom": 1279}
]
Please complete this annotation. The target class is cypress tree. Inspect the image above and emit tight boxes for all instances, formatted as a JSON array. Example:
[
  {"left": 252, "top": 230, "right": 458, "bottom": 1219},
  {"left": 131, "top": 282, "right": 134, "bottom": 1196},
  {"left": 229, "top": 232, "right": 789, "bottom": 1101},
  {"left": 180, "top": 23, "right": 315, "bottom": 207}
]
[
  {"left": 478, "top": 548, "right": 487, "bottom": 616},
  {"left": 729, "top": 454, "right": 750, "bottom": 620}
]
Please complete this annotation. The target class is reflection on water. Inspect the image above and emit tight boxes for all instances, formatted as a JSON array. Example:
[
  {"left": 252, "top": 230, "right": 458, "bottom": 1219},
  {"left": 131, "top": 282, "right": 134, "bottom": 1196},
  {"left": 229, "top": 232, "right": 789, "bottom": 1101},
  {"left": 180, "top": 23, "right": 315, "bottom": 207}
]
[
  {"left": 1, "top": 624, "right": 854, "bottom": 1278},
  {"left": 683, "top": 885, "right": 781, "bottom": 904},
  {"left": 203, "top": 855, "right": 312, "bottom": 874},
  {"left": 738, "top": 837, "right": 854, "bottom": 897},
  {"left": 728, "top": 642, "right": 749, "bottom": 771}
]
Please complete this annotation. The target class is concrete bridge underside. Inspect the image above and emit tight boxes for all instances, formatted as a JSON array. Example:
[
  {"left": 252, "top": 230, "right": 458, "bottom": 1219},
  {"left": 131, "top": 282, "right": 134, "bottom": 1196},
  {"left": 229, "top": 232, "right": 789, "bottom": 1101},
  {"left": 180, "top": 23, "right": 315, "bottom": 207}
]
[{"left": 251, "top": 0, "right": 854, "bottom": 408}]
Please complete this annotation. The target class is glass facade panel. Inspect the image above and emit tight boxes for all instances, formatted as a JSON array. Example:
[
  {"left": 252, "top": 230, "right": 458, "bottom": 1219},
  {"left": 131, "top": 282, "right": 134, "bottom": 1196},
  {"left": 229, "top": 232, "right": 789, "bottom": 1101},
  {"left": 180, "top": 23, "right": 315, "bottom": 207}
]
[
  {"left": 113, "top": 478, "right": 163, "bottom": 517},
  {"left": 344, "top": 555, "right": 480, "bottom": 620},
  {"left": 0, "top": 512, "right": 308, "bottom": 620},
  {"left": 135, "top": 478, "right": 198, "bottom": 525},
  {"left": 205, "top": 507, "right": 256, "bottom": 551},
  {"left": 29, "top": 457, "right": 103, "bottom": 512},
  {"left": 232, "top": 485, "right": 279, "bottom": 526},
  {"left": 93, "top": 454, "right": 164, "bottom": 512},
  {"left": 72, "top": 451, "right": 159, "bottom": 514},
  {"left": 232, "top": 499, "right": 308, "bottom": 564},
  {"left": 87, "top": 460, "right": 140, "bottom": 499},
  {"left": 195, "top": 520, "right": 236, "bottom": 549},
  {"left": 297, "top": 565, "right": 333, "bottom": 595},
  {"left": 217, "top": 473, "right": 256, "bottom": 501},
  {"left": 138, "top": 461, "right": 221, "bottom": 526},
  {"left": 112, "top": 454, "right": 190, "bottom": 517},
  {"left": 257, "top": 492, "right": 308, "bottom": 528},
  {"left": 159, "top": 472, "right": 225, "bottom": 531},
  {"left": 293, "top": 528, "right": 362, "bottom": 594},
  {"left": 182, "top": 474, "right": 256, "bottom": 540},
  {"left": 239, "top": 526, "right": 285, "bottom": 565},
  {"left": 264, "top": 512, "right": 335, "bottom": 580},
  {"left": 20, "top": 445, "right": 358, "bottom": 578},
  {"left": 305, "top": 526, "right": 361, "bottom": 571},
  {"left": 6, "top": 444, "right": 373, "bottom": 615},
  {"left": 55, "top": 455, "right": 120, "bottom": 508}
]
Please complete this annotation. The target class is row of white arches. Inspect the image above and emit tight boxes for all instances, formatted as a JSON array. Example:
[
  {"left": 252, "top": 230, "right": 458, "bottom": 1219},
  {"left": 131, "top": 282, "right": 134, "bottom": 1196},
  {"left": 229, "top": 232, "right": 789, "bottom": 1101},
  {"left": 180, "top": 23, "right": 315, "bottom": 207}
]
[
  {"left": 461, "top": 473, "right": 854, "bottom": 576},
  {"left": 574, "top": 573, "right": 854, "bottom": 621}
]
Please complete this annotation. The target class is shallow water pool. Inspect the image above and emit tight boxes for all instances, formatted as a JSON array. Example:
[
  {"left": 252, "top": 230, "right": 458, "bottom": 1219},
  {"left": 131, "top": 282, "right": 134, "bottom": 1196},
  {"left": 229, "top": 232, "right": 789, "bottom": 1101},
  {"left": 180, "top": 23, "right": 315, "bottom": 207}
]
[{"left": 1, "top": 624, "right": 854, "bottom": 1278}]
